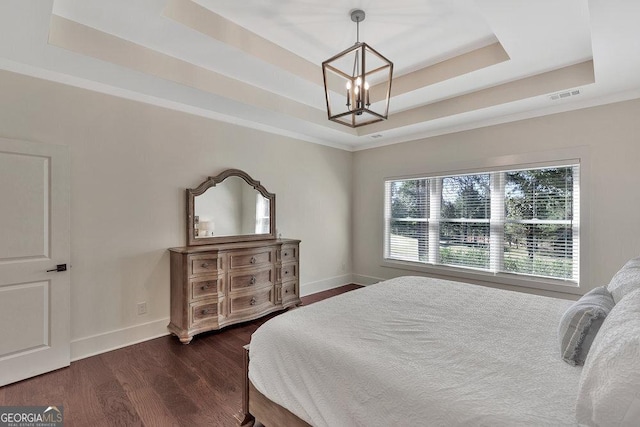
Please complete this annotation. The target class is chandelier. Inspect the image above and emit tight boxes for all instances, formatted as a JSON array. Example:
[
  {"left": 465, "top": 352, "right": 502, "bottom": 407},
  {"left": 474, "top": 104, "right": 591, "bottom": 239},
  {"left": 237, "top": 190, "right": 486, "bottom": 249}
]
[{"left": 322, "top": 9, "right": 393, "bottom": 128}]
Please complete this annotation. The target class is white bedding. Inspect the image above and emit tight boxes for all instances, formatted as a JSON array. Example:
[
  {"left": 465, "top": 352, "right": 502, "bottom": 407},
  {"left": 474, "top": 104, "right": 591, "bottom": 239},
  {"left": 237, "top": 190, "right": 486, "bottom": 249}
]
[{"left": 249, "top": 276, "right": 581, "bottom": 426}]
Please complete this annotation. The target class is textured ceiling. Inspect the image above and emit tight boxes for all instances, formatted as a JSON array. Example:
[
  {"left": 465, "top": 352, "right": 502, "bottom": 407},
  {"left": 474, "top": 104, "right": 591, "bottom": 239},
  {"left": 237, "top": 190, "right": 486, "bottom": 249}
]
[{"left": 1, "top": 0, "right": 639, "bottom": 150}]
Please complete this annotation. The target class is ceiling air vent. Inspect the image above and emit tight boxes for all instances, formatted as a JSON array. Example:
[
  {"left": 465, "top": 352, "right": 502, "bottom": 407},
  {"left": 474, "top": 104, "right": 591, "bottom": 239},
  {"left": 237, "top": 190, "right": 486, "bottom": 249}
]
[
  {"left": 549, "top": 89, "right": 581, "bottom": 101},
  {"left": 370, "top": 134, "right": 383, "bottom": 139}
]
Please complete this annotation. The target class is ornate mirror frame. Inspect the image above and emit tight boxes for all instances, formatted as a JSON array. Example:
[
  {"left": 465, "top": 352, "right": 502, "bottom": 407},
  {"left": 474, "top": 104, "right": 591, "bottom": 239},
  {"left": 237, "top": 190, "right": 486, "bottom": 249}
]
[{"left": 186, "top": 169, "right": 276, "bottom": 246}]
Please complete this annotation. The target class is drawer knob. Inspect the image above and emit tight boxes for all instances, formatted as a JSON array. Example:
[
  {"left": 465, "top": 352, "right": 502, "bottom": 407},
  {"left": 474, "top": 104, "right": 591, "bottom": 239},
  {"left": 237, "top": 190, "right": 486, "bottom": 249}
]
[
  {"left": 250, "top": 256, "right": 257, "bottom": 264},
  {"left": 285, "top": 289, "right": 289, "bottom": 294},
  {"left": 284, "top": 252, "right": 289, "bottom": 257},
  {"left": 250, "top": 276, "right": 256, "bottom": 285},
  {"left": 200, "top": 283, "right": 213, "bottom": 290},
  {"left": 201, "top": 308, "right": 215, "bottom": 315},
  {"left": 250, "top": 297, "right": 257, "bottom": 306},
  {"left": 201, "top": 262, "right": 210, "bottom": 268},
  {"left": 284, "top": 270, "right": 289, "bottom": 275}
]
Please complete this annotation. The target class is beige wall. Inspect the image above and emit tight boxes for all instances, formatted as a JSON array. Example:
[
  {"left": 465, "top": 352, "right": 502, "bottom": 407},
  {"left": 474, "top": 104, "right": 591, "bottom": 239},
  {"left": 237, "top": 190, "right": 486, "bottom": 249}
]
[
  {"left": 4, "top": 64, "right": 640, "bottom": 358},
  {"left": 353, "top": 98, "right": 640, "bottom": 299},
  {"left": 0, "top": 70, "right": 352, "bottom": 358}
]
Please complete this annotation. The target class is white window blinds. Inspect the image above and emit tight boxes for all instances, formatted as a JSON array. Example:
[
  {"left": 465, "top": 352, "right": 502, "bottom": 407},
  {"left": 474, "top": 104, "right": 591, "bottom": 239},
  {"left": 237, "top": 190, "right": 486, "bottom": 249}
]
[
  {"left": 385, "top": 178, "right": 429, "bottom": 262},
  {"left": 384, "top": 164, "right": 579, "bottom": 283}
]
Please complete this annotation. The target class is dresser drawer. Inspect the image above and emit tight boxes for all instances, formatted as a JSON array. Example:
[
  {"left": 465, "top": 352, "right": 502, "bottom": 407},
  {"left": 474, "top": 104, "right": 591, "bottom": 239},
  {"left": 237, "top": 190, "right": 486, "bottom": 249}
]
[
  {"left": 280, "top": 245, "right": 298, "bottom": 263},
  {"left": 282, "top": 281, "right": 298, "bottom": 304},
  {"left": 189, "top": 300, "right": 222, "bottom": 327},
  {"left": 230, "top": 287, "right": 275, "bottom": 315},
  {"left": 229, "top": 267, "right": 274, "bottom": 292},
  {"left": 279, "top": 263, "right": 298, "bottom": 282},
  {"left": 188, "top": 254, "right": 222, "bottom": 276},
  {"left": 169, "top": 238, "right": 300, "bottom": 343},
  {"left": 190, "top": 276, "right": 224, "bottom": 301},
  {"left": 229, "top": 248, "right": 273, "bottom": 269}
]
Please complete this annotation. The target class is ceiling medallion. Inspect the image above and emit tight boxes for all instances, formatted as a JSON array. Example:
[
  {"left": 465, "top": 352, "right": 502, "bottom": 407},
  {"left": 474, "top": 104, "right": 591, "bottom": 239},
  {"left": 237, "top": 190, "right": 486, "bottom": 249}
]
[{"left": 322, "top": 9, "right": 394, "bottom": 128}]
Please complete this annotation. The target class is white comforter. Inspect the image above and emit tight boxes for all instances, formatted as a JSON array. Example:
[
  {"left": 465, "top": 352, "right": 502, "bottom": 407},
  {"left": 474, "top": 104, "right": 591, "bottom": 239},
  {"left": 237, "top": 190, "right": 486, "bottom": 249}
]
[{"left": 249, "top": 276, "right": 581, "bottom": 426}]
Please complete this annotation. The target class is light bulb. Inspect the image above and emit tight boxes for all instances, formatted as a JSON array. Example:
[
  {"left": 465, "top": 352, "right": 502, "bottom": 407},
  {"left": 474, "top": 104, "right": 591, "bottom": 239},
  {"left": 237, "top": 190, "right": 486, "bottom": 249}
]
[
  {"left": 364, "top": 80, "right": 370, "bottom": 107},
  {"left": 355, "top": 77, "right": 362, "bottom": 86},
  {"left": 346, "top": 81, "right": 352, "bottom": 90}
]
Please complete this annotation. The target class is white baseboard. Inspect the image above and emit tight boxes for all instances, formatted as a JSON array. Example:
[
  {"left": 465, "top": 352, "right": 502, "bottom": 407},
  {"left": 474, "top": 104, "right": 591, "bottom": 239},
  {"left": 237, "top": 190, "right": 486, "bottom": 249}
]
[
  {"left": 71, "top": 275, "right": 367, "bottom": 361},
  {"left": 352, "top": 274, "right": 385, "bottom": 286},
  {"left": 70, "top": 276, "right": 352, "bottom": 361},
  {"left": 71, "top": 318, "right": 170, "bottom": 361},
  {"left": 300, "top": 274, "right": 355, "bottom": 296}
]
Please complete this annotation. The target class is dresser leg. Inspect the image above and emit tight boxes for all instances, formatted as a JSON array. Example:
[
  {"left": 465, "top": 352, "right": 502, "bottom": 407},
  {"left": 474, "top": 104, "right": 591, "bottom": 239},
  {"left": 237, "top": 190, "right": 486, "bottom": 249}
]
[{"left": 168, "top": 323, "right": 193, "bottom": 344}]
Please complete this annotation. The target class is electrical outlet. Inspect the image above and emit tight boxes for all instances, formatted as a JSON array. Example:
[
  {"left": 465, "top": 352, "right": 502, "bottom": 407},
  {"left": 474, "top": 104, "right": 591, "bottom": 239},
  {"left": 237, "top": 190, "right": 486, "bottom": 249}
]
[{"left": 137, "top": 302, "right": 147, "bottom": 315}]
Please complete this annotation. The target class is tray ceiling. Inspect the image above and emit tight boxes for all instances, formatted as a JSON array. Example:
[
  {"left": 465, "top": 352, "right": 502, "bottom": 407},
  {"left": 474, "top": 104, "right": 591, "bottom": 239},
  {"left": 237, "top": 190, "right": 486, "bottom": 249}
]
[{"left": 1, "top": 0, "right": 639, "bottom": 150}]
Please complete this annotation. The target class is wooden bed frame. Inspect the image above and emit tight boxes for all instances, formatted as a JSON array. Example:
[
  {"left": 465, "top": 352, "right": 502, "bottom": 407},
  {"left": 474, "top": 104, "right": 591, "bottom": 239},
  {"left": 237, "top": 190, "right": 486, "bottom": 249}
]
[{"left": 235, "top": 345, "right": 310, "bottom": 427}]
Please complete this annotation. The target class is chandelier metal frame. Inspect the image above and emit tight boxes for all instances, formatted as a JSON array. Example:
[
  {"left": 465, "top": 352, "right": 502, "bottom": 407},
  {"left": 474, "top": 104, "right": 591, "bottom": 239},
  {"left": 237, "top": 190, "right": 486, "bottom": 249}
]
[{"left": 321, "top": 9, "right": 393, "bottom": 128}]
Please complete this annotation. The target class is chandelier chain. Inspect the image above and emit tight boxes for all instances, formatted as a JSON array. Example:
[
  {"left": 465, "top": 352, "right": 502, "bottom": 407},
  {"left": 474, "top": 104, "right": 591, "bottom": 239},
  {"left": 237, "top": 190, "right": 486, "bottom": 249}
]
[{"left": 352, "top": 16, "right": 362, "bottom": 78}]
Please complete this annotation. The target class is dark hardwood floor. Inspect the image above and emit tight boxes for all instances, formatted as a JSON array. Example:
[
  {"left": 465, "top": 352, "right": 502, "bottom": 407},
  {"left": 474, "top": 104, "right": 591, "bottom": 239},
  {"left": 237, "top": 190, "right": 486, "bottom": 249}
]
[{"left": 0, "top": 284, "right": 362, "bottom": 427}]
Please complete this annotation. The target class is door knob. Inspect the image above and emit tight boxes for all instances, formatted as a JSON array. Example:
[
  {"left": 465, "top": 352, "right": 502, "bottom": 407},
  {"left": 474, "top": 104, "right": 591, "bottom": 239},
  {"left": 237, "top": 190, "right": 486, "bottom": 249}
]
[{"left": 47, "top": 264, "right": 67, "bottom": 272}]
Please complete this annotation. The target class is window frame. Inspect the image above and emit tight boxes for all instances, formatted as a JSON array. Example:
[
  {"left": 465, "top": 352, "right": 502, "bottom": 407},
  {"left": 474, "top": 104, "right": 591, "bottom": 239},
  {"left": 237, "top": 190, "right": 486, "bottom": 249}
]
[{"left": 381, "top": 149, "right": 589, "bottom": 295}]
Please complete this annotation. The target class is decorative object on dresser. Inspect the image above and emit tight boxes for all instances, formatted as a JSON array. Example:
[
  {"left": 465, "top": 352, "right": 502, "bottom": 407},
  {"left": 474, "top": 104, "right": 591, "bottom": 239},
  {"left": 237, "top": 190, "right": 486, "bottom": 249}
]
[{"left": 169, "top": 169, "right": 300, "bottom": 344}]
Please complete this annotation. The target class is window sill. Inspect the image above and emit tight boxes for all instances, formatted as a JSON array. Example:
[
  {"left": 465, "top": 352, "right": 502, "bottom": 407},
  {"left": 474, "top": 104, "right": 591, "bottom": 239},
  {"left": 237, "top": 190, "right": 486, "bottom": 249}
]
[{"left": 381, "top": 258, "right": 582, "bottom": 296}]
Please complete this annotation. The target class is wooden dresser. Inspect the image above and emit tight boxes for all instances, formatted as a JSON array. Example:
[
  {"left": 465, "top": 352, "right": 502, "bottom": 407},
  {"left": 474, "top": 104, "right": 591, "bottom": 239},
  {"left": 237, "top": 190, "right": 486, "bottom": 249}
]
[{"left": 168, "top": 239, "right": 300, "bottom": 343}]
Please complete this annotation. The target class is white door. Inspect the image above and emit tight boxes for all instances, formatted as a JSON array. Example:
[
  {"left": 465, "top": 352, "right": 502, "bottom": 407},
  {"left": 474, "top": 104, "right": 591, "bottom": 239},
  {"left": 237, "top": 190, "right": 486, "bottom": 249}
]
[{"left": 0, "top": 137, "right": 70, "bottom": 386}]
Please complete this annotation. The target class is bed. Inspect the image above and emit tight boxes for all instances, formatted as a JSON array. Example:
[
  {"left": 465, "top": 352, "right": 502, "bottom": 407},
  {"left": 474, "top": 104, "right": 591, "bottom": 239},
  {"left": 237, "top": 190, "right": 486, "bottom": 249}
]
[{"left": 235, "top": 274, "right": 640, "bottom": 426}]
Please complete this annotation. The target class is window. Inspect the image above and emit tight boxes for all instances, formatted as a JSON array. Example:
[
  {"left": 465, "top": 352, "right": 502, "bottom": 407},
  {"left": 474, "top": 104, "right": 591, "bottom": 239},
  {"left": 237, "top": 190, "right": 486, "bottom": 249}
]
[{"left": 384, "top": 164, "right": 579, "bottom": 284}]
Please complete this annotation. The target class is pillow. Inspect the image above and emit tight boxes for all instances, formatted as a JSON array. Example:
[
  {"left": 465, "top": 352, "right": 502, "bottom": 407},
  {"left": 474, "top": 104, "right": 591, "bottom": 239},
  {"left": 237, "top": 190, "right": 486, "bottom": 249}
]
[
  {"left": 558, "top": 286, "right": 615, "bottom": 366},
  {"left": 607, "top": 257, "right": 640, "bottom": 303},
  {"left": 576, "top": 288, "right": 640, "bottom": 426}
]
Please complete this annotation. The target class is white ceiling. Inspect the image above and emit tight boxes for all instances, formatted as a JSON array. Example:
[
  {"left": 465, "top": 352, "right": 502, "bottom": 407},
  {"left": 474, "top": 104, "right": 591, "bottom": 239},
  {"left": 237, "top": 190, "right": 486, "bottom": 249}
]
[{"left": 1, "top": 0, "right": 639, "bottom": 151}]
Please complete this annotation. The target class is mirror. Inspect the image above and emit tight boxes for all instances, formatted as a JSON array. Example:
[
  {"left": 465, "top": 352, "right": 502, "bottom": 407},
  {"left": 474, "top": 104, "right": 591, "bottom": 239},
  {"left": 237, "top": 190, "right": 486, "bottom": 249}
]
[{"left": 187, "top": 169, "right": 276, "bottom": 245}]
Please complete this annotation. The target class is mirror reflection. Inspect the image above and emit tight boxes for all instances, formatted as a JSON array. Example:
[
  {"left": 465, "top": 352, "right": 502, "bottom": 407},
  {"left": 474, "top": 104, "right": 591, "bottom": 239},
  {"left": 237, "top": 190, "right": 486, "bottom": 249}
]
[{"left": 194, "top": 176, "right": 271, "bottom": 238}]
